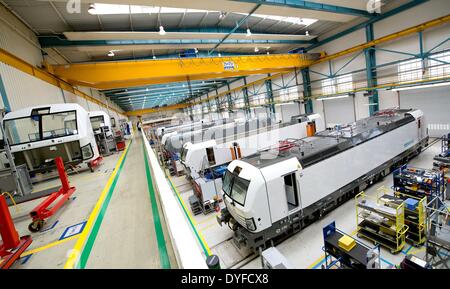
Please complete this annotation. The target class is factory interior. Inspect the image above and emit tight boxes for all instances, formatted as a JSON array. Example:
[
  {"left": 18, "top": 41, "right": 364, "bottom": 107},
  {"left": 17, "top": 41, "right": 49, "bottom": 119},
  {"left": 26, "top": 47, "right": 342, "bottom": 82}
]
[{"left": 0, "top": 0, "right": 449, "bottom": 275}]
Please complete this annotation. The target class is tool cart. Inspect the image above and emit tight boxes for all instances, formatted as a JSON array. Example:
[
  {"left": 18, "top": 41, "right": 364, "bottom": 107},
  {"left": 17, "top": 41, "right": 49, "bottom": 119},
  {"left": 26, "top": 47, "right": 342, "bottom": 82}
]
[{"left": 356, "top": 191, "right": 408, "bottom": 253}]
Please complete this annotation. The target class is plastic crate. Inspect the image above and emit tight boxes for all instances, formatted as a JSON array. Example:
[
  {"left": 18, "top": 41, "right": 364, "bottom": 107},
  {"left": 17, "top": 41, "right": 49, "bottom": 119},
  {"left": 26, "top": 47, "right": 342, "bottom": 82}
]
[
  {"left": 404, "top": 198, "right": 419, "bottom": 211},
  {"left": 338, "top": 235, "right": 356, "bottom": 252}
]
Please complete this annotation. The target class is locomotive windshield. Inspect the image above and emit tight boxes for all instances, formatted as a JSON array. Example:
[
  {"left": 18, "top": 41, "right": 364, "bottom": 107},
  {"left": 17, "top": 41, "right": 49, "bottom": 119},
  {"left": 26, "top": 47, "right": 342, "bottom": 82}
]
[
  {"left": 4, "top": 110, "right": 78, "bottom": 145},
  {"left": 180, "top": 146, "right": 187, "bottom": 162},
  {"left": 223, "top": 170, "right": 250, "bottom": 206}
]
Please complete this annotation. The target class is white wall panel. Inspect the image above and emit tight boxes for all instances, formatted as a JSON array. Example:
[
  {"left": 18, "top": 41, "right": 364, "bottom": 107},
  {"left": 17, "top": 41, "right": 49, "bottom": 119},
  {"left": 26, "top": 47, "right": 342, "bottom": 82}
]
[
  {"left": 0, "top": 63, "right": 63, "bottom": 110},
  {"left": 354, "top": 92, "right": 370, "bottom": 120},
  {"left": 277, "top": 103, "right": 301, "bottom": 123},
  {"left": 378, "top": 90, "right": 399, "bottom": 110},
  {"left": 374, "top": 0, "right": 450, "bottom": 39},
  {"left": 0, "top": 5, "right": 43, "bottom": 67},
  {"left": 322, "top": 96, "right": 356, "bottom": 127},
  {"left": 399, "top": 86, "right": 450, "bottom": 137}
]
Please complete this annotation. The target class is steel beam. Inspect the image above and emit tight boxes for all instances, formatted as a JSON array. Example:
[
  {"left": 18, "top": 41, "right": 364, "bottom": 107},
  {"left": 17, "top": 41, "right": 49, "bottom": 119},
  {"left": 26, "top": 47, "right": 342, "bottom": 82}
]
[
  {"left": 305, "top": 0, "right": 430, "bottom": 52},
  {"left": 209, "top": 4, "right": 261, "bottom": 54},
  {"left": 311, "top": 14, "right": 450, "bottom": 66},
  {"left": 39, "top": 36, "right": 312, "bottom": 48},
  {"left": 125, "top": 103, "right": 190, "bottom": 116},
  {"left": 230, "top": 0, "right": 373, "bottom": 17},
  {"left": 0, "top": 48, "right": 124, "bottom": 116}
]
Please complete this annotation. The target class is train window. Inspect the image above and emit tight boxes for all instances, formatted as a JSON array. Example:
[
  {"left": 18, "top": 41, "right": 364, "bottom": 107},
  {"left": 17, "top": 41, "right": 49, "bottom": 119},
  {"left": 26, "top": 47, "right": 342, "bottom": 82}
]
[
  {"left": 284, "top": 173, "right": 299, "bottom": 211},
  {"left": 222, "top": 171, "right": 233, "bottom": 196},
  {"left": 222, "top": 170, "right": 250, "bottom": 206},
  {"left": 230, "top": 176, "right": 250, "bottom": 206},
  {"left": 206, "top": 147, "right": 216, "bottom": 166}
]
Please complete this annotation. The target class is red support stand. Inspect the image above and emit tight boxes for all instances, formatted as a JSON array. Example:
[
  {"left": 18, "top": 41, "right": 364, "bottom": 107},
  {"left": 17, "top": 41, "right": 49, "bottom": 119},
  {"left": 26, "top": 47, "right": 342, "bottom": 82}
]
[
  {"left": 28, "top": 157, "right": 76, "bottom": 232},
  {"left": 89, "top": 156, "right": 103, "bottom": 172},
  {"left": 0, "top": 195, "right": 32, "bottom": 269}
]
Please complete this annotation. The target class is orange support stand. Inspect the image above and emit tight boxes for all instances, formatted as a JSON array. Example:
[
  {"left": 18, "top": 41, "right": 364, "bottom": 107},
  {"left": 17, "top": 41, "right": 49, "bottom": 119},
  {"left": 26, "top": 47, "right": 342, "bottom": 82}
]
[
  {"left": 28, "top": 157, "right": 76, "bottom": 232},
  {"left": 0, "top": 195, "right": 32, "bottom": 269}
]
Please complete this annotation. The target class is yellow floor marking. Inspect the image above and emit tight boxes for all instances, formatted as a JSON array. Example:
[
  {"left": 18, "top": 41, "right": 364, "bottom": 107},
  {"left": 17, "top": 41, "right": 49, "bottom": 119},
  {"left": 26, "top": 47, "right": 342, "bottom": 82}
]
[
  {"left": 408, "top": 247, "right": 425, "bottom": 255},
  {"left": 64, "top": 144, "right": 130, "bottom": 269},
  {"left": 199, "top": 221, "right": 220, "bottom": 232},
  {"left": 21, "top": 235, "right": 79, "bottom": 257},
  {"left": 307, "top": 254, "right": 325, "bottom": 269},
  {"left": 167, "top": 176, "right": 212, "bottom": 256},
  {"left": 196, "top": 214, "right": 217, "bottom": 225}
]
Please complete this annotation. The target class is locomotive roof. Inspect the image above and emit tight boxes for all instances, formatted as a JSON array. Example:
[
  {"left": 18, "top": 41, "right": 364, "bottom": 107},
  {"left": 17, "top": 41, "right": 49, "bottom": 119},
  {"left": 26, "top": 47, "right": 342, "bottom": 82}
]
[{"left": 243, "top": 109, "right": 416, "bottom": 169}]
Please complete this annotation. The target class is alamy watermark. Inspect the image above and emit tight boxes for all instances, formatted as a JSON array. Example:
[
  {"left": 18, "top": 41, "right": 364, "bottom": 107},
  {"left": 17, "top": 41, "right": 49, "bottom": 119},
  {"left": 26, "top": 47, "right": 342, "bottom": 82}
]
[{"left": 366, "top": 0, "right": 383, "bottom": 14}]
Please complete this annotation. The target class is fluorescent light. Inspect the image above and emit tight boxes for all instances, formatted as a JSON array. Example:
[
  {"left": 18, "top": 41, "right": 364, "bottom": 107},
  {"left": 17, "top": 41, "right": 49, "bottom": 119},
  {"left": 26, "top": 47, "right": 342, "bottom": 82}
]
[
  {"left": 391, "top": 81, "right": 450, "bottom": 91},
  {"left": 317, "top": 94, "right": 350, "bottom": 101},
  {"left": 159, "top": 25, "right": 166, "bottom": 35},
  {"left": 246, "top": 28, "right": 252, "bottom": 37}
]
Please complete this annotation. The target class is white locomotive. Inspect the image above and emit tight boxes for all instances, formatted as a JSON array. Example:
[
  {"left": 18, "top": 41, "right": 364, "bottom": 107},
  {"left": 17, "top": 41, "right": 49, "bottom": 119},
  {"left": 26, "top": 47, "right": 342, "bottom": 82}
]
[{"left": 218, "top": 109, "right": 428, "bottom": 251}]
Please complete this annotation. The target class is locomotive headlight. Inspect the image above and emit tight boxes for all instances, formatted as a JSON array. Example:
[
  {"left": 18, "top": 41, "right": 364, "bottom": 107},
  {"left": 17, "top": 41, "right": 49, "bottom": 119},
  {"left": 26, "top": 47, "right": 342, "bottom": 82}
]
[{"left": 245, "top": 217, "right": 256, "bottom": 231}]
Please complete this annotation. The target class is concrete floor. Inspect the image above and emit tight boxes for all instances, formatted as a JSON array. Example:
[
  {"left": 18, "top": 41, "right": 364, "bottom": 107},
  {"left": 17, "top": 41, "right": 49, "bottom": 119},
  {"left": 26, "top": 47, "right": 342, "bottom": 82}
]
[
  {"left": 172, "top": 138, "right": 447, "bottom": 269},
  {"left": 10, "top": 151, "right": 122, "bottom": 268},
  {"left": 85, "top": 135, "right": 177, "bottom": 268},
  {"left": 9, "top": 135, "right": 176, "bottom": 269}
]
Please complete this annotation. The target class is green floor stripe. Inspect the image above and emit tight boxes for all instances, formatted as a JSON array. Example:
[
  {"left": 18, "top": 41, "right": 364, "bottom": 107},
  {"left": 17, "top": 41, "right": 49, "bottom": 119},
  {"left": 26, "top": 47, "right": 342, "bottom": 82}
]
[
  {"left": 143, "top": 142, "right": 171, "bottom": 269},
  {"left": 78, "top": 140, "right": 132, "bottom": 269},
  {"left": 167, "top": 177, "right": 210, "bottom": 257}
]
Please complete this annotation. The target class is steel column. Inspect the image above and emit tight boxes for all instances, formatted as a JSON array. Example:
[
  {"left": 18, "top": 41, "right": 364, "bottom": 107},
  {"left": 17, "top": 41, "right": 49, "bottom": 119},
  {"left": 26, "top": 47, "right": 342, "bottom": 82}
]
[
  {"left": 215, "top": 88, "right": 222, "bottom": 114},
  {"left": 301, "top": 68, "right": 313, "bottom": 114},
  {"left": 265, "top": 76, "right": 275, "bottom": 117},
  {"left": 364, "top": 23, "right": 379, "bottom": 115},
  {"left": 242, "top": 77, "right": 251, "bottom": 118},
  {"left": 226, "top": 82, "right": 233, "bottom": 112}
]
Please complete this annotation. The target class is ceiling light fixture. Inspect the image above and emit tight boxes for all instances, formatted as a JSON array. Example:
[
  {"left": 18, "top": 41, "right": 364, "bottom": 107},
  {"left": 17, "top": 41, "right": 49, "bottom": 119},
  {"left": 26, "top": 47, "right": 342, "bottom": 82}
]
[
  {"left": 246, "top": 28, "right": 252, "bottom": 37},
  {"left": 316, "top": 94, "right": 350, "bottom": 101},
  {"left": 88, "top": 4, "right": 97, "bottom": 15},
  {"left": 391, "top": 81, "right": 450, "bottom": 91},
  {"left": 159, "top": 25, "right": 166, "bottom": 35}
]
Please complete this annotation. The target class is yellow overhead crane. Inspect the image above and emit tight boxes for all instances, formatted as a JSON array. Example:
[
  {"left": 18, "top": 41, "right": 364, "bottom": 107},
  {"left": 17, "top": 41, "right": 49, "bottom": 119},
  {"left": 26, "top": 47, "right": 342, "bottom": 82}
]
[{"left": 48, "top": 54, "right": 316, "bottom": 90}]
